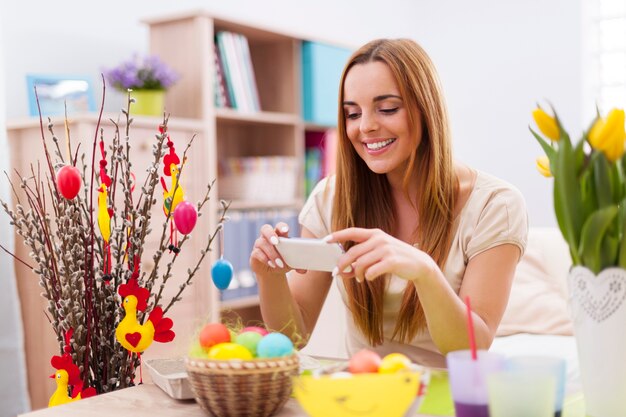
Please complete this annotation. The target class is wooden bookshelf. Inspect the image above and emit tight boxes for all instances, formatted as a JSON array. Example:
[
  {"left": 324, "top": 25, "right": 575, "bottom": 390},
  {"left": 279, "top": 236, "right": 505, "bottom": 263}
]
[{"left": 144, "top": 11, "right": 348, "bottom": 324}]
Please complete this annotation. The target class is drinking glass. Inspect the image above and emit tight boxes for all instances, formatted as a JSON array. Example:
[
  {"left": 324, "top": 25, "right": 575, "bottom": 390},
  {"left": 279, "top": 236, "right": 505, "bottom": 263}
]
[
  {"left": 446, "top": 350, "right": 506, "bottom": 417},
  {"left": 487, "top": 369, "right": 555, "bottom": 417},
  {"left": 506, "top": 355, "right": 566, "bottom": 417}
]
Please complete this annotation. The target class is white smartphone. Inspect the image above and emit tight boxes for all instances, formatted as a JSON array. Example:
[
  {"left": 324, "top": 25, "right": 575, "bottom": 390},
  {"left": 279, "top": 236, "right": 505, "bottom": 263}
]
[{"left": 275, "top": 237, "right": 344, "bottom": 272}]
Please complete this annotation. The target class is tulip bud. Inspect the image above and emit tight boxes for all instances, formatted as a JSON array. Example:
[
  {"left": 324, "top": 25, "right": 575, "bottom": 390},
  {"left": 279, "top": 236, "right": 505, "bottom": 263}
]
[
  {"left": 589, "top": 108, "right": 626, "bottom": 162},
  {"left": 532, "top": 108, "right": 560, "bottom": 141},
  {"left": 536, "top": 155, "right": 552, "bottom": 177}
]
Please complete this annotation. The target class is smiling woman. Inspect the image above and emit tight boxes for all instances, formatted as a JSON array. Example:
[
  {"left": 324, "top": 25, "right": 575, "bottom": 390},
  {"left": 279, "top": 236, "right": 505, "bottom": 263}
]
[{"left": 250, "top": 38, "right": 528, "bottom": 369}]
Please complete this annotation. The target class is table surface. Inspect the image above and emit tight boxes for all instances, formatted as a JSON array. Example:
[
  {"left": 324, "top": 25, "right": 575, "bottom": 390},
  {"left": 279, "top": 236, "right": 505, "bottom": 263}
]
[{"left": 18, "top": 382, "right": 441, "bottom": 417}]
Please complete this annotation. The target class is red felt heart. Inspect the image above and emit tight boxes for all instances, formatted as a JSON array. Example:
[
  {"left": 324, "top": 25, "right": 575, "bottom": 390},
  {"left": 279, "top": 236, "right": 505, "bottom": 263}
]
[{"left": 125, "top": 332, "right": 141, "bottom": 348}]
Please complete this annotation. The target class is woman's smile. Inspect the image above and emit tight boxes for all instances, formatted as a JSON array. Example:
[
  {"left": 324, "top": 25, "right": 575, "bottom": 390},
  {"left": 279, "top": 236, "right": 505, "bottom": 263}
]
[{"left": 363, "top": 137, "right": 397, "bottom": 154}]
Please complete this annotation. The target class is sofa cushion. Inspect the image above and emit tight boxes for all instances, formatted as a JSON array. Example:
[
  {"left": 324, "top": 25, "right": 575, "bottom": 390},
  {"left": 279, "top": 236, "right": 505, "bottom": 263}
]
[{"left": 497, "top": 237, "right": 574, "bottom": 336}]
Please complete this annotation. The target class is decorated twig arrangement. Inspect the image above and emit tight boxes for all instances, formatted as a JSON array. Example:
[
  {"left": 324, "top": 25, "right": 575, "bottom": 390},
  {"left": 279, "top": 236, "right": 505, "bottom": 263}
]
[{"left": 1, "top": 85, "right": 229, "bottom": 401}]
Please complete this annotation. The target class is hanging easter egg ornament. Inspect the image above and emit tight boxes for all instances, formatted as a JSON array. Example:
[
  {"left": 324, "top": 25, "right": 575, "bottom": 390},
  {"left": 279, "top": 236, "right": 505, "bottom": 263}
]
[
  {"left": 173, "top": 200, "right": 198, "bottom": 235},
  {"left": 211, "top": 226, "right": 233, "bottom": 290},
  {"left": 56, "top": 165, "right": 82, "bottom": 199},
  {"left": 212, "top": 259, "right": 234, "bottom": 290}
]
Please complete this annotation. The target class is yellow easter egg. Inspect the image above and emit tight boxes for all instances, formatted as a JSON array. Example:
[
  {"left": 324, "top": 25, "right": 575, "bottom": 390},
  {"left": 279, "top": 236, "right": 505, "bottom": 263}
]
[
  {"left": 378, "top": 353, "right": 411, "bottom": 374},
  {"left": 208, "top": 342, "right": 254, "bottom": 360}
]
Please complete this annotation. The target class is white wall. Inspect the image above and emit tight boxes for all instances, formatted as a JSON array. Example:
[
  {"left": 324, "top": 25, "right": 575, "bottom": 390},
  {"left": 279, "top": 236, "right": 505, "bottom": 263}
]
[{"left": 0, "top": 19, "right": 30, "bottom": 416}]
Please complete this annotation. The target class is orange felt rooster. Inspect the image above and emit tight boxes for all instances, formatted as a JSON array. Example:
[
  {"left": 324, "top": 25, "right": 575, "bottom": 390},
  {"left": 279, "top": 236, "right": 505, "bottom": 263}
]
[
  {"left": 115, "top": 278, "right": 175, "bottom": 353},
  {"left": 48, "top": 353, "right": 96, "bottom": 407}
]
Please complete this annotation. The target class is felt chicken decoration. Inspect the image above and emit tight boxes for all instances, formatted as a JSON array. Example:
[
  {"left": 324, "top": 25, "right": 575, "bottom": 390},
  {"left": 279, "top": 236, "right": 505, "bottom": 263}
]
[
  {"left": 115, "top": 277, "right": 175, "bottom": 353},
  {"left": 48, "top": 330, "right": 96, "bottom": 407},
  {"left": 159, "top": 124, "right": 185, "bottom": 252},
  {"left": 97, "top": 138, "right": 113, "bottom": 282}
]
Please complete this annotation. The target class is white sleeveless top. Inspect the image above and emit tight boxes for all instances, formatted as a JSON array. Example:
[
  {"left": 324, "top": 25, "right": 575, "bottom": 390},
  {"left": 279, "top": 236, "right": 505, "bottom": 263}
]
[{"left": 298, "top": 171, "right": 528, "bottom": 367}]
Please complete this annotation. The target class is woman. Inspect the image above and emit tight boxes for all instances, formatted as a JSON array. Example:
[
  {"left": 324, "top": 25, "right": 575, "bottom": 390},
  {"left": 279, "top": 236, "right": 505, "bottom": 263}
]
[{"left": 250, "top": 38, "right": 527, "bottom": 367}]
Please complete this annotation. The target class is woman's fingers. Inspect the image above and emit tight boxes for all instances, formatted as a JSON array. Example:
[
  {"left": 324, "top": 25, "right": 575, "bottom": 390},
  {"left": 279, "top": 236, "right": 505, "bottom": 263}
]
[
  {"left": 325, "top": 227, "right": 377, "bottom": 244},
  {"left": 275, "top": 222, "right": 290, "bottom": 237},
  {"left": 255, "top": 224, "right": 287, "bottom": 270}
]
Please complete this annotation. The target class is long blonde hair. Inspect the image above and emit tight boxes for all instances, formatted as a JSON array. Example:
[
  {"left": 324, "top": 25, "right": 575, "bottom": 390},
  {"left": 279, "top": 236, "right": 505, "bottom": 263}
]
[{"left": 332, "top": 39, "right": 457, "bottom": 345}]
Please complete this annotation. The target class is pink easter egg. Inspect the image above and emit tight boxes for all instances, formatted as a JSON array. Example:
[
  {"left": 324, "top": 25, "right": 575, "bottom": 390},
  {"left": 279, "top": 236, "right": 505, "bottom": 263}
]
[
  {"left": 241, "top": 326, "right": 269, "bottom": 336},
  {"left": 173, "top": 201, "right": 197, "bottom": 235}
]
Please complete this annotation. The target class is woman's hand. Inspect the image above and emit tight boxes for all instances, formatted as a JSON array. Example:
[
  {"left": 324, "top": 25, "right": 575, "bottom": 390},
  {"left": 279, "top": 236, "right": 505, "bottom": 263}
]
[
  {"left": 249, "top": 222, "right": 292, "bottom": 277},
  {"left": 326, "top": 227, "right": 438, "bottom": 283}
]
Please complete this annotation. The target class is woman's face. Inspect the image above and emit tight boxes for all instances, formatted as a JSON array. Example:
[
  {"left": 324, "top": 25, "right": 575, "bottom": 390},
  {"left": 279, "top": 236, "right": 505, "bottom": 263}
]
[{"left": 342, "top": 61, "right": 421, "bottom": 180}]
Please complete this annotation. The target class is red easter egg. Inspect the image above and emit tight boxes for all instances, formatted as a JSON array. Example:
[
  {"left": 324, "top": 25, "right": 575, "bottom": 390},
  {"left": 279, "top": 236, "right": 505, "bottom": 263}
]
[
  {"left": 199, "top": 323, "right": 231, "bottom": 349},
  {"left": 56, "top": 165, "right": 82, "bottom": 199},
  {"left": 348, "top": 349, "right": 382, "bottom": 374},
  {"left": 241, "top": 326, "right": 269, "bottom": 336},
  {"left": 173, "top": 201, "right": 197, "bottom": 235}
]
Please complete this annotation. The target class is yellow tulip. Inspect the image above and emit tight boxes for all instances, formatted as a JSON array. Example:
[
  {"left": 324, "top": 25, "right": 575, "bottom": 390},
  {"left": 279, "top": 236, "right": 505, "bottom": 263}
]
[
  {"left": 589, "top": 108, "right": 626, "bottom": 162},
  {"left": 532, "top": 108, "right": 560, "bottom": 141},
  {"left": 536, "top": 155, "right": 552, "bottom": 177}
]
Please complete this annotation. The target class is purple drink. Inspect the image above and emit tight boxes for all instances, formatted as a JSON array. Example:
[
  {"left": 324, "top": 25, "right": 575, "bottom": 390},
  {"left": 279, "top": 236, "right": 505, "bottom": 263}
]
[{"left": 453, "top": 402, "right": 489, "bottom": 417}]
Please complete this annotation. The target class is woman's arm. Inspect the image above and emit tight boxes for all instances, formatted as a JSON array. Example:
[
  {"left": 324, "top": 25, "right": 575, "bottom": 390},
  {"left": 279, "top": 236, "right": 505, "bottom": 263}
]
[
  {"left": 251, "top": 224, "right": 333, "bottom": 346},
  {"left": 328, "top": 227, "right": 520, "bottom": 354},
  {"left": 416, "top": 244, "right": 520, "bottom": 353}
]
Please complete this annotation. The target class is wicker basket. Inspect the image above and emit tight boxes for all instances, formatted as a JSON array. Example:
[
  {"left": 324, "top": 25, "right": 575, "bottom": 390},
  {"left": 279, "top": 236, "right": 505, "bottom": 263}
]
[{"left": 185, "top": 355, "right": 299, "bottom": 417}]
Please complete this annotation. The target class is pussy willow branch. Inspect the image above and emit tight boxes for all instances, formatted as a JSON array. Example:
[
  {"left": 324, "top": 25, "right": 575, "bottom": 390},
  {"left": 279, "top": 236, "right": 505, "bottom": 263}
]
[
  {"left": 144, "top": 134, "right": 196, "bottom": 294},
  {"left": 152, "top": 179, "right": 217, "bottom": 308},
  {"left": 162, "top": 198, "right": 230, "bottom": 314}
]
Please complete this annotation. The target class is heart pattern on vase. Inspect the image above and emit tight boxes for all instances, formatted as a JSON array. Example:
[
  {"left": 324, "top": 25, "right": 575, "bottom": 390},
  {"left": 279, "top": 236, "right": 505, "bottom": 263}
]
[{"left": 568, "top": 266, "right": 626, "bottom": 323}]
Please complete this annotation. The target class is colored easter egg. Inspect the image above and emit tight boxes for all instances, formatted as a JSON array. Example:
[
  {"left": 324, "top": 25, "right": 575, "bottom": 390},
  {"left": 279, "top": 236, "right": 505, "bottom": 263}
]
[
  {"left": 211, "top": 259, "right": 233, "bottom": 290},
  {"left": 348, "top": 349, "right": 382, "bottom": 374},
  {"left": 173, "top": 201, "right": 197, "bottom": 235},
  {"left": 56, "top": 165, "right": 82, "bottom": 199},
  {"left": 378, "top": 353, "right": 411, "bottom": 374},
  {"left": 208, "top": 342, "right": 254, "bottom": 360},
  {"left": 235, "top": 331, "right": 263, "bottom": 356},
  {"left": 241, "top": 326, "right": 269, "bottom": 336},
  {"left": 199, "top": 323, "right": 231, "bottom": 349},
  {"left": 257, "top": 332, "right": 294, "bottom": 358}
]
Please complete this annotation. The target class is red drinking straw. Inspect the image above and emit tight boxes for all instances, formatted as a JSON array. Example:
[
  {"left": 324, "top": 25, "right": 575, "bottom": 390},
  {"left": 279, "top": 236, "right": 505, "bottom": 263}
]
[{"left": 465, "top": 295, "right": 477, "bottom": 360}]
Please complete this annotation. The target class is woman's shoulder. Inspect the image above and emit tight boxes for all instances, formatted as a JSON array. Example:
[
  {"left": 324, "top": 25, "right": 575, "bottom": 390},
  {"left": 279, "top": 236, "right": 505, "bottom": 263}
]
[
  {"left": 458, "top": 170, "right": 528, "bottom": 257},
  {"left": 471, "top": 170, "right": 526, "bottom": 206}
]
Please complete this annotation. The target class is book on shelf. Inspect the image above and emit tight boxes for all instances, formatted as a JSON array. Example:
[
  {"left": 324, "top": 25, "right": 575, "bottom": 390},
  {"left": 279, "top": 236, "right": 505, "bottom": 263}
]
[
  {"left": 213, "top": 44, "right": 231, "bottom": 108},
  {"left": 215, "top": 33, "right": 237, "bottom": 109},
  {"left": 304, "top": 129, "right": 337, "bottom": 196},
  {"left": 214, "top": 31, "right": 261, "bottom": 113},
  {"left": 220, "top": 209, "right": 299, "bottom": 301}
]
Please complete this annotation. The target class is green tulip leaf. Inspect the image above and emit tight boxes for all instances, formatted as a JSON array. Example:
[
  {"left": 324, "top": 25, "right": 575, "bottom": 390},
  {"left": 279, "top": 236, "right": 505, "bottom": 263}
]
[
  {"left": 529, "top": 127, "right": 556, "bottom": 161},
  {"left": 554, "top": 131, "right": 584, "bottom": 259},
  {"left": 593, "top": 153, "right": 612, "bottom": 207},
  {"left": 618, "top": 198, "right": 626, "bottom": 268},
  {"left": 601, "top": 234, "right": 619, "bottom": 270},
  {"left": 579, "top": 205, "right": 619, "bottom": 274}
]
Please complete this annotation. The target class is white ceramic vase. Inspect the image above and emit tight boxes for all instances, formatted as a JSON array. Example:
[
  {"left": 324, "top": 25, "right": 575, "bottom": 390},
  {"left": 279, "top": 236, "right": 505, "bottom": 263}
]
[{"left": 567, "top": 266, "right": 626, "bottom": 417}]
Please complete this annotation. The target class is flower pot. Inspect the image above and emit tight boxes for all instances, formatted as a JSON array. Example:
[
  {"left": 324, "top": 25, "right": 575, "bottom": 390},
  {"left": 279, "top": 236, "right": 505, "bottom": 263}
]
[
  {"left": 567, "top": 266, "right": 626, "bottom": 417},
  {"left": 131, "top": 90, "right": 165, "bottom": 117}
]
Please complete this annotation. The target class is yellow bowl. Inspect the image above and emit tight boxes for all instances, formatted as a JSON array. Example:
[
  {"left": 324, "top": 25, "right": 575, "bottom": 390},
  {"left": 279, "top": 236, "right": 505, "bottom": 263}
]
[{"left": 293, "top": 371, "right": 421, "bottom": 417}]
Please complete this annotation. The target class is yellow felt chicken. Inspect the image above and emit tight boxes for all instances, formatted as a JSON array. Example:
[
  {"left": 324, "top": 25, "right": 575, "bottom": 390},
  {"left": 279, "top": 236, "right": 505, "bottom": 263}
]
[
  {"left": 162, "top": 163, "right": 185, "bottom": 216},
  {"left": 97, "top": 183, "right": 111, "bottom": 243},
  {"left": 115, "top": 278, "right": 175, "bottom": 353},
  {"left": 48, "top": 354, "right": 96, "bottom": 407}
]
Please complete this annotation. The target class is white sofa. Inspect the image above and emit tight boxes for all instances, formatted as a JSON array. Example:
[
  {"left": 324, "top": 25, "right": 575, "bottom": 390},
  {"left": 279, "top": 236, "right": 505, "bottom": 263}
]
[{"left": 302, "top": 227, "right": 580, "bottom": 392}]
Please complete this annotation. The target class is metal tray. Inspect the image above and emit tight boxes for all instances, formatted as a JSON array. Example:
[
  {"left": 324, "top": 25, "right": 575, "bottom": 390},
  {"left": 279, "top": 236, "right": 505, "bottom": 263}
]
[{"left": 145, "top": 358, "right": 194, "bottom": 400}]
